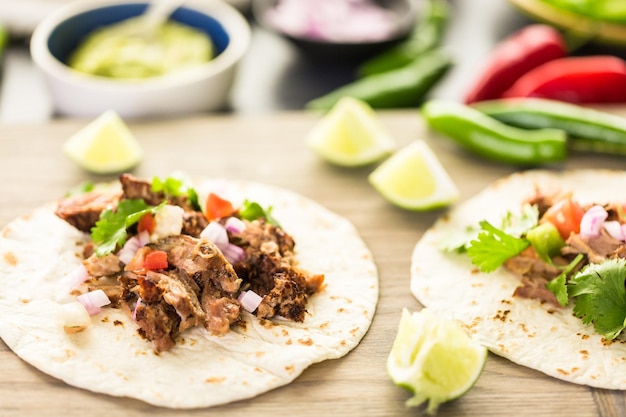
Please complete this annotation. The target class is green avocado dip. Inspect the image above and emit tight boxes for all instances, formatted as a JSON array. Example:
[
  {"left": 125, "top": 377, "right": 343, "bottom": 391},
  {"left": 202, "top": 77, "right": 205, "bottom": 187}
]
[{"left": 68, "top": 17, "right": 214, "bottom": 79}]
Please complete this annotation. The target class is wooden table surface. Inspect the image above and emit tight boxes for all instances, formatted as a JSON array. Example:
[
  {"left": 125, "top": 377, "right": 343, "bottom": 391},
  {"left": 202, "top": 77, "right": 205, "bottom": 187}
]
[{"left": 2, "top": 110, "right": 626, "bottom": 417}]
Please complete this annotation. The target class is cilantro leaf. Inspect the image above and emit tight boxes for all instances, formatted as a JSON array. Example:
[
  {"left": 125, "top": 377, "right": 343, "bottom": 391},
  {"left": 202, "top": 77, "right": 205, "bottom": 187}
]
[
  {"left": 466, "top": 221, "right": 530, "bottom": 273},
  {"left": 91, "top": 199, "right": 150, "bottom": 256},
  {"left": 440, "top": 204, "right": 538, "bottom": 254},
  {"left": 152, "top": 175, "right": 201, "bottom": 211},
  {"left": 501, "top": 203, "right": 539, "bottom": 238},
  {"left": 568, "top": 259, "right": 626, "bottom": 340},
  {"left": 64, "top": 181, "right": 94, "bottom": 197},
  {"left": 239, "top": 200, "right": 280, "bottom": 227},
  {"left": 546, "top": 254, "right": 584, "bottom": 307}
]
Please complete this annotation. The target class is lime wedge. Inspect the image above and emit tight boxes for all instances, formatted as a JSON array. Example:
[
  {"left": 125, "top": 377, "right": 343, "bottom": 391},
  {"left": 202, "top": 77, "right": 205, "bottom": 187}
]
[
  {"left": 387, "top": 308, "right": 487, "bottom": 414},
  {"left": 307, "top": 97, "right": 396, "bottom": 167},
  {"left": 63, "top": 110, "right": 143, "bottom": 174},
  {"left": 368, "top": 140, "right": 459, "bottom": 210}
]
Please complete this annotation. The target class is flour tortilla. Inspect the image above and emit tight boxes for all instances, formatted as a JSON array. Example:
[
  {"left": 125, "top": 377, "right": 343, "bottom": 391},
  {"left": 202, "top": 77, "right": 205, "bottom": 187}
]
[
  {"left": 0, "top": 178, "right": 378, "bottom": 408},
  {"left": 411, "top": 169, "right": 626, "bottom": 389}
]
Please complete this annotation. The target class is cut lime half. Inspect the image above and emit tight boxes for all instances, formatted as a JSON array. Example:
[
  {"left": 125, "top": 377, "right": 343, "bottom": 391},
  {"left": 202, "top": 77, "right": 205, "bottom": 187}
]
[
  {"left": 307, "top": 97, "right": 396, "bottom": 167},
  {"left": 368, "top": 140, "right": 459, "bottom": 210},
  {"left": 63, "top": 110, "right": 143, "bottom": 174},
  {"left": 387, "top": 308, "right": 487, "bottom": 415}
]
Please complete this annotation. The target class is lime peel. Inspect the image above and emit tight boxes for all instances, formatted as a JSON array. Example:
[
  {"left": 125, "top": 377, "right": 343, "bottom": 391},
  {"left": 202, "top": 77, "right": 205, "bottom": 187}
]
[
  {"left": 368, "top": 140, "right": 459, "bottom": 211},
  {"left": 307, "top": 96, "right": 396, "bottom": 167},
  {"left": 63, "top": 110, "right": 143, "bottom": 174},
  {"left": 387, "top": 308, "right": 487, "bottom": 415}
]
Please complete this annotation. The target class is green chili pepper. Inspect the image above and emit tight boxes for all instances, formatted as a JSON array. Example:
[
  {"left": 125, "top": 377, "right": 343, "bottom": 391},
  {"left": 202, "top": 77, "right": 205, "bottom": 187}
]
[
  {"left": 0, "top": 25, "right": 7, "bottom": 61},
  {"left": 357, "top": 0, "right": 450, "bottom": 77},
  {"left": 473, "top": 98, "right": 626, "bottom": 155},
  {"left": 307, "top": 49, "right": 451, "bottom": 111},
  {"left": 421, "top": 100, "right": 567, "bottom": 166}
]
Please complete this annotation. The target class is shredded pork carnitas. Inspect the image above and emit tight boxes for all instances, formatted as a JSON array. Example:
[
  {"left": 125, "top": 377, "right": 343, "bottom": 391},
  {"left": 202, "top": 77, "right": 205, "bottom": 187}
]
[
  {"left": 56, "top": 174, "right": 325, "bottom": 352},
  {"left": 505, "top": 192, "right": 626, "bottom": 306}
]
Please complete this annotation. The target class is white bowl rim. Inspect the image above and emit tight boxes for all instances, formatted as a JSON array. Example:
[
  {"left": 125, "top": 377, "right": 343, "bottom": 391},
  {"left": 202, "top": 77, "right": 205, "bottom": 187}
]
[{"left": 30, "top": 0, "right": 251, "bottom": 92}]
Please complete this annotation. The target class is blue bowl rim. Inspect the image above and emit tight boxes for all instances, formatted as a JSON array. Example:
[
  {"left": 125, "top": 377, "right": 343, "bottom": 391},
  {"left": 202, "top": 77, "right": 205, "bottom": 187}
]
[{"left": 30, "top": 0, "right": 251, "bottom": 91}]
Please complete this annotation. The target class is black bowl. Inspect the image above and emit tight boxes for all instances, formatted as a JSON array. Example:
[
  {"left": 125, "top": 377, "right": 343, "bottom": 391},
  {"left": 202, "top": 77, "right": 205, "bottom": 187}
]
[{"left": 252, "top": 0, "right": 418, "bottom": 61}]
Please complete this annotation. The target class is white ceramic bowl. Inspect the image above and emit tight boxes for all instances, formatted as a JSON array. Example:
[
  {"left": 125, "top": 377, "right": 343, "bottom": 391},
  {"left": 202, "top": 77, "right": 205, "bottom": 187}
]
[{"left": 31, "top": 0, "right": 251, "bottom": 118}]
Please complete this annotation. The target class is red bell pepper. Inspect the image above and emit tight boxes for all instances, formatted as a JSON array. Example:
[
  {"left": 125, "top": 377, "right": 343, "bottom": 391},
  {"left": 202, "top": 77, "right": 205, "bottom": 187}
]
[
  {"left": 502, "top": 55, "right": 626, "bottom": 104},
  {"left": 464, "top": 24, "right": 566, "bottom": 104}
]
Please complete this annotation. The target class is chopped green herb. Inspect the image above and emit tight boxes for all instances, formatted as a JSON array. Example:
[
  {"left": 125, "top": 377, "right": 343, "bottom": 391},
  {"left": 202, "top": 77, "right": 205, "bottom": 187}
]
[
  {"left": 239, "top": 200, "right": 280, "bottom": 227},
  {"left": 64, "top": 181, "right": 95, "bottom": 197},
  {"left": 440, "top": 204, "right": 538, "bottom": 253},
  {"left": 568, "top": 259, "right": 626, "bottom": 340},
  {"left": 547, "top": 253, "right": 584, "bottom": 307},
  {"left": 151, "top": 175, "right": 201, "bottom": 211},
  {"left": 467, "top": 221, "right": 530, "bottom": 273},
  {"left": 91, "top": 199, "right": 150, "bottom": 256},
  {"left": 502, "top": 203, "right": 539, "bottom": 238}
]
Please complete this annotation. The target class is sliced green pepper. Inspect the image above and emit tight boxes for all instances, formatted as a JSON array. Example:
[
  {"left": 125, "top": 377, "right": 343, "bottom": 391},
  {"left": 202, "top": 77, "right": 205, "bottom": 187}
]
[
  {"left": 307, "top": 49, "right": 452, "bottom": 111},
  {"left": 526, "top": 222, "right": 565, "bottom": 262},
  {"left": 0, "top": 25, "right": 7, "bottom": 61},
  {"left": 357, "top": 0, "right": 450, "bottom": 77},
  {"left": 473, "top": 98, "right": 626, "bottom": 155},
  {"left": 421, "top": 100, "right": 567, "bottom": 166}
]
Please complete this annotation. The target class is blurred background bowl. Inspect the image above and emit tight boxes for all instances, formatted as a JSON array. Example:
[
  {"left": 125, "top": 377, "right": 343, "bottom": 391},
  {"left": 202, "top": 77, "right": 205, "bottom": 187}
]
[
  {"left": 30, "top": 0, "right": 251, "bottom": 118},
  {"left": 252, "top": 0, "right": 418, "bottom": 61}
]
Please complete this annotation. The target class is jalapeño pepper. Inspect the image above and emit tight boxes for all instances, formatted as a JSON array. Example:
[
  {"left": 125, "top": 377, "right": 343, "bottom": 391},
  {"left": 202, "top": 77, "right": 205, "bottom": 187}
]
[
  {"left": 357, "top": 0, "right": 450, "bottom": 77},
  {"left": 421, "top": 100, "right": 567, "bottom": 166},
  {"left": 473, "top": 98, "right": 626, "bottom": 155},
  {"left": 307, "top": 49, "right": 451, "bottom": 111}
]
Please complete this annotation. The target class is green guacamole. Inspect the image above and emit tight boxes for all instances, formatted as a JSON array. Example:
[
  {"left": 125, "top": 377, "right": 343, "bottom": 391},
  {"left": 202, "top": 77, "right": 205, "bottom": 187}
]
[{"left": 68, "top": 17, "right": 214, "bottom": 79}]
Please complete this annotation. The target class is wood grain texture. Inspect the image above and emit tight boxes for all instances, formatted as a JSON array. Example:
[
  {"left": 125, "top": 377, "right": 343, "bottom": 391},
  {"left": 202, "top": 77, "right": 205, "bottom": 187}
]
[{"left": 1, "top": 110, "right": 626, "bottom": 417}]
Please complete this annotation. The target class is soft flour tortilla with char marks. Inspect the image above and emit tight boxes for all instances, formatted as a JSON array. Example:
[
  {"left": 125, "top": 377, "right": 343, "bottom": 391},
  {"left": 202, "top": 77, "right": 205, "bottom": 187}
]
[
  {"left": 411, "top": 170, "right": 626, "bottom": 389},
  {"left": 0, "top": 179, "right": 378, "bottom": 408}
]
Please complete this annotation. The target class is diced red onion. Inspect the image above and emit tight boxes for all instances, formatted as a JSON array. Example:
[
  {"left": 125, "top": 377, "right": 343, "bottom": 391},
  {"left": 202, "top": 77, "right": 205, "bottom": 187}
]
[
  {"left": 221, "top": 243, "right": 246, "bottom": 264},
  {"left": 60, "top": 264, "right": 89, "bottom": 290},
  {"left": 200, "top": 221, "right": 229, "bottom": 246},
  {"left": 579, "top": 205, "right": 608, "bottom": 238},
  {"left": 118, "top": 232, "right": 150, "bottom": 264},
  {"left": 225, "top": 216, "right": 246, "bottom": 234},
  {"left": 77, "top": 289, "right": 111, "bottom": 316},
  {"left": 137, "top": 230, "right": 151, "bottom": 246},
  {"left": 132, "top": 297, "right": 142, "bottom": 321},
  {"left": 603, "top": 220, "right": 625, "bottom": 241},
  {"left": 237, "top": 290, "right": 263, "bottom": 313},
  {"left": 200, "top": 221, "right": 246, "bottom": 263}
]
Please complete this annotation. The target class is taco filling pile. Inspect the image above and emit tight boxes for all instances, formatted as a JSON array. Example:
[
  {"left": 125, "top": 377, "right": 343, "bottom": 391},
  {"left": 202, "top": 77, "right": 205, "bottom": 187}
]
[
  {"left": 56, "top": 174, "right": 325, "bottom": 352},
  {"left": 0, "top": 175, "right": 378, "bottom": 408},
  {"left": 411, "top": 170, "right": 626, "bottom": 389}
]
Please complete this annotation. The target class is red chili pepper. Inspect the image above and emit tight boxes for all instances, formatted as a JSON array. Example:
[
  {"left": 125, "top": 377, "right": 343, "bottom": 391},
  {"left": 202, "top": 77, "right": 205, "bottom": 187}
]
[
  {"left": 502, "top": 55, "right": 626, "bottom": 104},
  {"left": 205, "top": 193, "right": 235, "bottom": 221},
  {"left": 464, "top": 24, "right": 566, "bottom": 104},
  {"left": 144, "top": 250, "right": 168, "bottom": 271}
]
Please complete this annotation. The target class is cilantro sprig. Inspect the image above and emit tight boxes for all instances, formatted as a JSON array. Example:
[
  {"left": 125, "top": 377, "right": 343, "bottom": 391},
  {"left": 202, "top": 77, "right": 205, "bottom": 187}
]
[
  {"left": 91, "top": 199, "right": 163, "bottom": 256},
  {"left": 467, "top": 221, "right": 530, "bottom": 272},
  {"left": 152, "top": 176, "right": 200, "bottom": 211},
  {"left": 567, "top": 259, "right": 626, "bottom": 340},
  {"left": 239, "top": 199, "right": 280, "bottom": 227}
]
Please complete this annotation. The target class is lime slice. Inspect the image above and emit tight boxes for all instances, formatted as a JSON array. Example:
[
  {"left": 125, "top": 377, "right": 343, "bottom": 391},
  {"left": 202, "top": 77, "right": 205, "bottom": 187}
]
[
  {"left": 307, "top": 96, "right": 396, "bottom": 167},
  {"left": 368, "top": 140, "right": 459, "bottom": 210},
  {"left": 387, "top": 308, "right": 487, "bottom": 414},
  {"left": 63, "top": 110, "right": 143, "bottom": 174}
]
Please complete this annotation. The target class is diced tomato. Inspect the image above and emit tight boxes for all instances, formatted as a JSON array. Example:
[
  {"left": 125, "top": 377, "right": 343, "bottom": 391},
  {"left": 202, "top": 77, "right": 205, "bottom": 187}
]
[
  {"left": 541, "top": 197, "right": 585, "bottom": 240},
  {"left": 205, "top": 193, "right": 235, "bottom": 221},
  {"left": 144, "top": 250, "right": 168, "bottom": 270},
  {"left": 137, "top": 212, "right": 155, "bottom": 234},
  {"left": 124, "top": 246, "right": 151, "bottom": 272}
]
